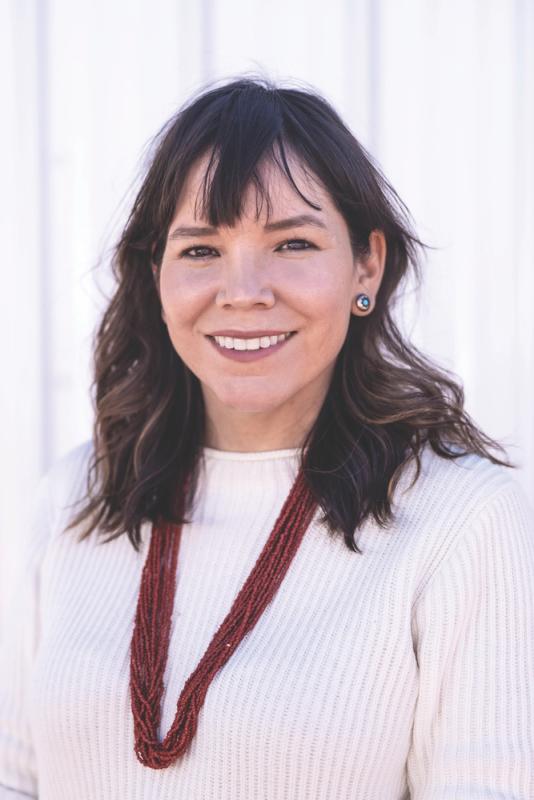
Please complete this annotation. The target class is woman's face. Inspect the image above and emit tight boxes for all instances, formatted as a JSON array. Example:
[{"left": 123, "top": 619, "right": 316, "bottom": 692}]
[{"left": 157, "top": 152, "right": 386, "bottom": 448}]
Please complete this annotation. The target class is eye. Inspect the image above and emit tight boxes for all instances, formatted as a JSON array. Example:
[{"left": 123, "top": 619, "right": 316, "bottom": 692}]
[
  {"left": 277, "top": 239, "right": 316, "bottom": 252},
  {"left": 180, "top": 245, "right": 218, "bottom": 260}
]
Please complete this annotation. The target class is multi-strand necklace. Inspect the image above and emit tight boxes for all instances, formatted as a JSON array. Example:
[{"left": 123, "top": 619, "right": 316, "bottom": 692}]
[{"left": 129, "top": 465, "right": 317, "bottom": 768}]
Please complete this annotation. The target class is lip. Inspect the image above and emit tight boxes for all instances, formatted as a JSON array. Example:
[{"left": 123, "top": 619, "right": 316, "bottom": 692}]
[{"left": 206, "top": 329, "right": 296, "bottom": 338}]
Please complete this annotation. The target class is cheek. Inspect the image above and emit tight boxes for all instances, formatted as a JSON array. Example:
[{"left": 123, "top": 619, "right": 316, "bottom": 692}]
[
  {"left": 291, "top": 261, "right": 354, "bottom": 307},
  {"left": 292, "top": 302, "right": 352, "bottom": 377},
  {"left": 160, "top": 271, "right": 208, "bottom": 331},
  {"left": 300, "top": 277, "right": 354, "bottom": 334}
]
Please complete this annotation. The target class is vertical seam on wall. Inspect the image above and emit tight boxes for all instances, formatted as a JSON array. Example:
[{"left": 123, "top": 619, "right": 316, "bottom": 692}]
[
  {"left": 513, "top": 0, "right": 523, "bottom": 455},
  {"left": 201, "top": 0, "right": 214, "bottom": 83},
  {"left": 368, "top": 0, "right": 381, "bottom": 155},
  {"left": 343, "top": 0, "right": 355, "bottom": 123},
  {"left": 35, "top": 0, "right": 52, "bottom": 472},
  {"left": 514, "top": 0, "right": 534, "bottom": 472}
]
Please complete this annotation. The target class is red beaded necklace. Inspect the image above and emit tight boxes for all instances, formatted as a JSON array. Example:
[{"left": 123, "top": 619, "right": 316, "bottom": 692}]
[{"left": 129, "top": 464, "right": 317, "bottom": 769}]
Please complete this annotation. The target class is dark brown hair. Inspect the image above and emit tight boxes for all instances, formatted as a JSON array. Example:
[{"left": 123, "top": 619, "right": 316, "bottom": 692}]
[{"left": 66, "top": 74, "right": 514, "bottom": 554}]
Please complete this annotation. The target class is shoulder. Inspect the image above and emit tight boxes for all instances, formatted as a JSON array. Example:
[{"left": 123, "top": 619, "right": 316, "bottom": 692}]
[
  {"left": 393, "top": 442, "right": 531, "bottom": 527},
  {"left": 387, "top": 443, "right": 533, "bottom": 599}
]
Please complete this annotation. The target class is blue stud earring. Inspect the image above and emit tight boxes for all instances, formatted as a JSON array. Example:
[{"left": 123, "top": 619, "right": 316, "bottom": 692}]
[{"left": 355, "top": 293, "right": 371, "bottom": 312}]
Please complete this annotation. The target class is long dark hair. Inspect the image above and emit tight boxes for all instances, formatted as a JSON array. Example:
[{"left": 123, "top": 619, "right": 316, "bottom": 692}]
[{"left": 66, "top": 74, "right": 514, "bottom": 554}]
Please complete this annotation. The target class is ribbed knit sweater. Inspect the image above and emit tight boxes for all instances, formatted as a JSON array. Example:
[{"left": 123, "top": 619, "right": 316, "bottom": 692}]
[{"left": 1, "top": 440, "right": 533, "bottom": 799}]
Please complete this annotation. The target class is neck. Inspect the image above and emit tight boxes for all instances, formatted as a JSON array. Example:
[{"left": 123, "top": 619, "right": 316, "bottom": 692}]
[
  {"left": 204, "top": 432, "right": 306, "bottom": 452},
  {"left": 203, "top": 398, "right": 321, "bottom": 453}
]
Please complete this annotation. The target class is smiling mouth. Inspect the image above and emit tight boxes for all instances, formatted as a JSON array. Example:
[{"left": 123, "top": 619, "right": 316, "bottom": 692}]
[
  {"left": 207, "top": 331, "right": 297, "bottom": 352},
  {"left": 205, "top": 331, "right": 297, "bottom": 361}
]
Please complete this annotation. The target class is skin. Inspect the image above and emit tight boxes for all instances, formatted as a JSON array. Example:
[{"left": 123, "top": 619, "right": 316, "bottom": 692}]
[{"left": 156, "top": 151, "right": 386, "bottom": 452}]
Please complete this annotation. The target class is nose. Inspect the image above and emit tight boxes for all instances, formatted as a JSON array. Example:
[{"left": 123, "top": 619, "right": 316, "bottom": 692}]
[{"left": 215, "top": 255, "right": 275, "bottom": 309}]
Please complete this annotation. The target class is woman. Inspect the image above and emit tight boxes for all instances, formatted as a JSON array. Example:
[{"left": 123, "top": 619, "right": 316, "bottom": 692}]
[{"left": 1, "top": 76, "right": 533, "bottom": 799}]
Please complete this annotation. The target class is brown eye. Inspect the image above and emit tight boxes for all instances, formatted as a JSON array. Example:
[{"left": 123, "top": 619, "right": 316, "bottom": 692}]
[
  {"left": 277, "top": 239, "right": 315, "bottom": 251},
  {"left": 180, "top": 246, "right": 218, "bottom": 259}
]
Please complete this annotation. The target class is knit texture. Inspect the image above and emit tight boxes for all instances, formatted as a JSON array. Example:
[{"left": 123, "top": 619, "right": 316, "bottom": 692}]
[{"left": 1, "top": 440, "right": 533, "bottom": 799}]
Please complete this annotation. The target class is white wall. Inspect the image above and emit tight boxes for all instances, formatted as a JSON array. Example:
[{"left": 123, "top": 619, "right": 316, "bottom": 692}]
[{"left": 2, "top": 0, "right": 533, "bottom": 614}]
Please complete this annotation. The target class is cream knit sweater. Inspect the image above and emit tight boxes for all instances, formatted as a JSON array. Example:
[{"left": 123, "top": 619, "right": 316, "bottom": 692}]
[{"left": 1, "top": 440, "right": 533, "bottom": 799}]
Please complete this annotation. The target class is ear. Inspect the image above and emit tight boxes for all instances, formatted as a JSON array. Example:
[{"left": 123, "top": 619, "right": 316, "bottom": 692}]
[{"left": 351, "top": 229, "right": 386, "bottom": 315}]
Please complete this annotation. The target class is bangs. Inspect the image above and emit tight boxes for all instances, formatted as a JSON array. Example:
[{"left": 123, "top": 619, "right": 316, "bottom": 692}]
[
  {"left": 163, "top": 80, "right": 328, "bottom": 233},
  {"left": 191, "top": 136, "right": 322, "bottom": 229}
]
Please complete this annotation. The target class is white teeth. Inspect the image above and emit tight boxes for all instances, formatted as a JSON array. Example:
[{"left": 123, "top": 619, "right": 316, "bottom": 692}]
[{"left": 213, "top": 332, "right": 292, "bottom": 351}]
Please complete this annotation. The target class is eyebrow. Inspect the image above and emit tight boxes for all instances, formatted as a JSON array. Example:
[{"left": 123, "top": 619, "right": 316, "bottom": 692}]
[{"left": 167, "top": 213, "right": 328, "bottom": 240}]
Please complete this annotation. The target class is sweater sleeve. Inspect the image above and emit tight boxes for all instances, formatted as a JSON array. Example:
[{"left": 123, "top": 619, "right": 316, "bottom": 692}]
[
  {"left": 407, "top": 479, "right": 534, "bottom": 799},
  {"left": 0, "top": 471, "right": 54, "bottom": 799}
]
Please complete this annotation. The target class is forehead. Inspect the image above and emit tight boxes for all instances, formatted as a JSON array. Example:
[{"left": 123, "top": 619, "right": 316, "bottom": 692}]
[{"left": 173, "top": 148, "right": 336, "bottom": 224}]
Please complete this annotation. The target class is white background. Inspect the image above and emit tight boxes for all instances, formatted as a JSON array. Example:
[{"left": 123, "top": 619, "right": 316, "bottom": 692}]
[{"left": 1, "top": 0, "right": 533, "bottom": 615}]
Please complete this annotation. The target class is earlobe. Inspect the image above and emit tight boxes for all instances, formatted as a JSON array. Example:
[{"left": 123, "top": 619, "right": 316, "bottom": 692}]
[{"left": 351, "top": 293, "right": 373, "bottom": 315}]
